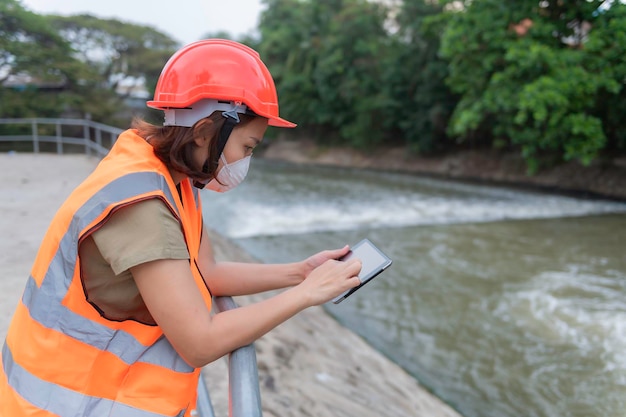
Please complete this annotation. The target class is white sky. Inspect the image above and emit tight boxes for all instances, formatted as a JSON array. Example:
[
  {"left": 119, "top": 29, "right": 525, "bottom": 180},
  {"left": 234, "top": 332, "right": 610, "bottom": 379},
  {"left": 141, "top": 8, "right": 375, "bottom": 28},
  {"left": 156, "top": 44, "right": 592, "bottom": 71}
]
[{"left": 20, "top": 0, "right": 265, "bottom": 46}]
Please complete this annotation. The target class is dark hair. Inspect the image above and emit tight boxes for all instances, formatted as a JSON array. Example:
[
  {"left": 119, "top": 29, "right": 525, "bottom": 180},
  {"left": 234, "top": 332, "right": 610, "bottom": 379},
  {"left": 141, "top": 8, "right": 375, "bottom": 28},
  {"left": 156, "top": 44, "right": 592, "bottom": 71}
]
[{"left": 132, "top": 112, "right": 255, "bottom": 182}]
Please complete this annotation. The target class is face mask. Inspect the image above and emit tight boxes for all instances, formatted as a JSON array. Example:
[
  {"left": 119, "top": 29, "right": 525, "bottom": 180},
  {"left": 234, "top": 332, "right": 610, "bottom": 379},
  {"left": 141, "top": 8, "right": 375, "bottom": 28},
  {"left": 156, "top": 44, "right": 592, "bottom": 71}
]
[{"left": 206, "top": 153, "right": 251, "bottom": 192}]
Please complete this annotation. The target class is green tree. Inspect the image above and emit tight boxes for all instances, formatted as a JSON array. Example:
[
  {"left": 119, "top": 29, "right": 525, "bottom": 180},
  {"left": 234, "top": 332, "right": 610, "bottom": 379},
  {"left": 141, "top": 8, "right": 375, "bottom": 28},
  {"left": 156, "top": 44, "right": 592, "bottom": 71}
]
[
  {"left": 198, "top": 30, "right": 237, "bottom": 41},
  {"left": 257, "top": 0, "right": 391, "bottom": 147},
  {"left": 256, "top": 0, "right": 326, "bottom": 136},
  {"left": 313, "top": 0, "right": 391, "bottom": 146},
  {"left": 46, "top": 14, "right": 178, "bottom": 99},
  {"left": 0, "top": 0, "right": 89, "bottom": 119},
  {"left": 584, "top": 3, "right": 626, "bottom": 152},
  {"left": 440, "top": 0, "right": 626, "bottom": 172},
  {"left": 383, "top": 0, "right": 458, "bottom": 153}
]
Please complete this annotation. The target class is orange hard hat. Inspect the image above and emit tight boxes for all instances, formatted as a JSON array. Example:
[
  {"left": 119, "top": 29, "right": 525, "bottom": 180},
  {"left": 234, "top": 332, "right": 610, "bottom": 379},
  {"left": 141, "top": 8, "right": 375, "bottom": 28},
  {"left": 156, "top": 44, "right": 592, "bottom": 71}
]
[{"left": 147, "top": 39, "right": 296, "bottom": 128}]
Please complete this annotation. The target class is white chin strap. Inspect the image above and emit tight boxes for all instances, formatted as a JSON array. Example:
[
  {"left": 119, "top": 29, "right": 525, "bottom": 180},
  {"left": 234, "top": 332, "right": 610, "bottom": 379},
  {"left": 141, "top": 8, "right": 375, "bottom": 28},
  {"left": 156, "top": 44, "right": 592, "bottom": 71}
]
[{"left": 163, "top": 99, "right": 248, "bottom": 127}]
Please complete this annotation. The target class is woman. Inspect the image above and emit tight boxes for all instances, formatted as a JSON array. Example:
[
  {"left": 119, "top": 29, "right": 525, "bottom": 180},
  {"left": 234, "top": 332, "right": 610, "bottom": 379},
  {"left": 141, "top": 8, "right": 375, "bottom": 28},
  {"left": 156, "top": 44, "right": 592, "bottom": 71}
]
[{"left": 0, "top": 39, "right": 361, "bottom": 417}]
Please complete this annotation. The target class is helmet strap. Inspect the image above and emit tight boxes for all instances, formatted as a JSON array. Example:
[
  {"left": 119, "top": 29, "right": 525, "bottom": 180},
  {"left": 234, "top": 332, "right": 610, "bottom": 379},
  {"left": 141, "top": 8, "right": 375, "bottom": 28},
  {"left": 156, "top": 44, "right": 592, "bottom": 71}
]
[
  {"left": 193, "top": 109, "right": 240, "bottom": 189},
  {"left": 216, "top": 110, "right": 241, "bottom": 162}
]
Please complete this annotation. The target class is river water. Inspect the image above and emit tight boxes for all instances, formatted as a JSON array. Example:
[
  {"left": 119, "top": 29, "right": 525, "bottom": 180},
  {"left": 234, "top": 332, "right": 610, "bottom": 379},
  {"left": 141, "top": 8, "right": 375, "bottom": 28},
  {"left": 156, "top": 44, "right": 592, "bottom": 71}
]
[{"left": 201, "top": 158, "right": 626, "bottom": 417}]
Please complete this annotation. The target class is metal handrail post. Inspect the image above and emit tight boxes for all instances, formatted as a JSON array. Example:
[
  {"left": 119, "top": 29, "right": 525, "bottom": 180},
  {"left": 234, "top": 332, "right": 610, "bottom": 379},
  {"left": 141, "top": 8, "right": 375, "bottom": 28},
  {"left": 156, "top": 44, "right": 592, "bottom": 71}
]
[
  {"left": 55, "top": 122, "right": 63, "bottom": 154},
  {"left": 83, "top": 121, "right": 91, "bottom": 156},
  {"left": 196, "top": 375, "right": 216, "bottom": 417},
  {"left": 95, "top": 128, "right": 102, "bottom": 149},
  {"left": 213, "top": 296, "right": 263, "bottom": 417},
  {"left": 229, "top": 341, "right": 263, "bottom": 417},
  {"left": 31, "top": 119, "right": 39, "bottom": 153}
]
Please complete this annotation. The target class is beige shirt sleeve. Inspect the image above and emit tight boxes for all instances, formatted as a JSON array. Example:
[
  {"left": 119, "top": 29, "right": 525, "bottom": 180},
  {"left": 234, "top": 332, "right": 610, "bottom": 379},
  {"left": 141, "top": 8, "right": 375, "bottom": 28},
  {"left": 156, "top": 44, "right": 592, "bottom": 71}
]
[{"left": 91, "top": 198, "right": 190, "bottom": 275}]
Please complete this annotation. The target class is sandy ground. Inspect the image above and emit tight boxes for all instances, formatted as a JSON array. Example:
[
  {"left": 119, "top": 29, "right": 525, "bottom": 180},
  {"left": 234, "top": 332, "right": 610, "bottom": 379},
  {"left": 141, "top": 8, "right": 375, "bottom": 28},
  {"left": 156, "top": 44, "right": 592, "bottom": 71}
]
[{"left": 0, "top": 153, "right": 461, "bottom": 417}]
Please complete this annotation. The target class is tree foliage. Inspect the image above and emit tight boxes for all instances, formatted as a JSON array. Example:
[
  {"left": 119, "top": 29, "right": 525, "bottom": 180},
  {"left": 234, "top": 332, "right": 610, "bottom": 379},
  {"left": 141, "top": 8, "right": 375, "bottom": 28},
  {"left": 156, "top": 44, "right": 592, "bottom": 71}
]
[
  {"left": 383, "top": 0, "right": 458, "bottom": 152},
  {"left": 255, "top": 0, "right": 626, "bottom": 170},
  {"left": 0, "top": 0, "right": 179, "bottom": 125},
  {"left": 257, "top": 0, "right": 392, "bottom": 147},
  {"left": 0, "top": 0, "right": 89, "bottom": 118},
  {"left": 439, "top": 0, "right": 626, "bottom": 171},
  {"left": 46, "top": 14, "right": 178, "bottom": 97},
  {"left": 3, "top": 0, "right": 626, "bottom": 171}
]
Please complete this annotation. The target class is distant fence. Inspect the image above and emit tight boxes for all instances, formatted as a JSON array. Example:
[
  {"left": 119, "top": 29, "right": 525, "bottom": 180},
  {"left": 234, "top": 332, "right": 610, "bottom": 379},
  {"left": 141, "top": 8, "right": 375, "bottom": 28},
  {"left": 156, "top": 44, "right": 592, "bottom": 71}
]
[
  {"left": 0, "top": 118, "right": 123, "bottom": 157},
  {"left": 0, "top": 118, "right": 264, "bottom": 417}
]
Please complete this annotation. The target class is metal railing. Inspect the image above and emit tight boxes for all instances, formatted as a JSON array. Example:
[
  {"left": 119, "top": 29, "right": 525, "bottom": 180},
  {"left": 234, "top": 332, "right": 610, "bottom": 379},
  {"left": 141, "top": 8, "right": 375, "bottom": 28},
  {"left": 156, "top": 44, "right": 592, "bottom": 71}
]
[
  {"left": 195, "top": 297, "right": 263, "bottom": 417},
  {"left": 0, "top": 118, "right": 263, "bottom": 417},
  {"left": 0, "top": 117, "right": 123, "bottom": 157},
  {"left": 205, "top": 297, "right": 263, "bottom": 417}
]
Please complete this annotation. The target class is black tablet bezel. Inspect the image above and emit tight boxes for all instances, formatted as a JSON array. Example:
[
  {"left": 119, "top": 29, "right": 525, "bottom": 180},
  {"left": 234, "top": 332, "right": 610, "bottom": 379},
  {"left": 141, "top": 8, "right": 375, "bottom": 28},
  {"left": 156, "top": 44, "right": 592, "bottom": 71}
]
[{"left": 332, "top": 238, "right": 393, "bottom": 304}]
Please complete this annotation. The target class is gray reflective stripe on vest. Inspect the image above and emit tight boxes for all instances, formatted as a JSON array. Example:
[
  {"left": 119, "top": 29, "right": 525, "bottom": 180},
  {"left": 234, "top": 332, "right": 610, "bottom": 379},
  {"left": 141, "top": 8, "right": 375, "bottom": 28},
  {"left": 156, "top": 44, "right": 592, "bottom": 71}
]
[
  {"left": 20, "top": 171, "right": 192, "bottom": 372},
  {"left": 48, "top": 171, "right": 180, "bottom": 295},
  {"left": 192, "top": 185, "right": 202, "bottom": 210},
  {"left": 2, "top": 343, "right": 184, "bottom": 417},
  {"left": 22, "top": 276, "right": 192, "bottom": 372}
]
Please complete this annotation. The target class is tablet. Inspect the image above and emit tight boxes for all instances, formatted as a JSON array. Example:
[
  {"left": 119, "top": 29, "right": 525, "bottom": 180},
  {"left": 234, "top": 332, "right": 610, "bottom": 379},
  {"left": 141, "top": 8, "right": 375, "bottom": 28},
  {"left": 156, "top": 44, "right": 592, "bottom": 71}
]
[{"left": 332, "top": 238, "right": 393, "bottom": 304}]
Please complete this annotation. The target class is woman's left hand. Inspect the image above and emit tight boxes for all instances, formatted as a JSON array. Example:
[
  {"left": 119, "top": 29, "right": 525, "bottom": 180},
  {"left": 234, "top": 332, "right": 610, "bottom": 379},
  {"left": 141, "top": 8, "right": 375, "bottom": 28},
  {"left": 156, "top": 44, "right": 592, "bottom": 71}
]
[{"left": 302, "top": 245, "right": 351, "bottom": 279}]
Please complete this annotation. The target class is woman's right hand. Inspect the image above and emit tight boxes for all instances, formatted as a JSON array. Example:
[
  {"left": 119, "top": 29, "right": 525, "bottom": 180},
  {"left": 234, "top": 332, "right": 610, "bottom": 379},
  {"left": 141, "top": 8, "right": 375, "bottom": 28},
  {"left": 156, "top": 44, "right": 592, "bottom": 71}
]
[
  {"left": 296, "top": 258, "right": 362, "bottom": 307},
  {"left": 133, "top": 255, "right": 361, "bottom": 368}
]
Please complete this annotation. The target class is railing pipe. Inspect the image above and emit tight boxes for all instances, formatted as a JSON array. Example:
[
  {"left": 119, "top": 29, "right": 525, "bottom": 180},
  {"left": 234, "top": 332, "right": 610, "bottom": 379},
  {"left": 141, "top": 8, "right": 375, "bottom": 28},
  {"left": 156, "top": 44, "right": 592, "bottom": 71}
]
[
  {"left": 95, "top": 128, "right": 102, "bottom": 150},
  {"left": 0, "top": 118, "right": 123, "bottom": 158},
  {"left": 83, "top": 123, "right": 91, "bottom": 156},
  {"left": 55, "top": 122, "right": 62, "bottom": 154},
  {"left": 213, "top": 296, "right": 263, "bottom": 417},
  {"left": 31, "top": 120, "right": 39, "bottom": 153},
  {"left": 196, "top": 375, "right": 216, "bottom": 417}
]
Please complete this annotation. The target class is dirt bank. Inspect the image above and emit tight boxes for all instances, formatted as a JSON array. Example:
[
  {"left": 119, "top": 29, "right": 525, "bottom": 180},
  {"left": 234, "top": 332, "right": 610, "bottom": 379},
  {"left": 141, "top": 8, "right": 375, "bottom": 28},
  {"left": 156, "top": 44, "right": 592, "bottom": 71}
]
[{"left": 260, "top": 138, "right": 626, "bottom": 201}]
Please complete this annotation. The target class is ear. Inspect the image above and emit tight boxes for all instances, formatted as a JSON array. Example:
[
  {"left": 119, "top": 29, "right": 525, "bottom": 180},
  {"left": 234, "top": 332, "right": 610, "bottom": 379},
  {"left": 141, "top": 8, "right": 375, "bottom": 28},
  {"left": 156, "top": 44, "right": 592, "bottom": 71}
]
[
  {"left": 192, "top": 118, "right": 214, "bottom": 147},
  {"left": 193, "top": 135, "right": 208, "bottom": 147}
]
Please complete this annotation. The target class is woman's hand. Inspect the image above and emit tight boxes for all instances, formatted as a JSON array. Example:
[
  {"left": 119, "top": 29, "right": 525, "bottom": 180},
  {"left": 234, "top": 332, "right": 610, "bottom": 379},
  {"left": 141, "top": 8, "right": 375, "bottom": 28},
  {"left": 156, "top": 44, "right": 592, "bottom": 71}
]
[
  {"left": 133, "top": 256, "right": 360, "bottom": 367},
  {"left": 301, "top": 245, "right": 351, "bottom": 279},
  {"left": 296, "top": 257, "right": 362, "bottom": 307}
]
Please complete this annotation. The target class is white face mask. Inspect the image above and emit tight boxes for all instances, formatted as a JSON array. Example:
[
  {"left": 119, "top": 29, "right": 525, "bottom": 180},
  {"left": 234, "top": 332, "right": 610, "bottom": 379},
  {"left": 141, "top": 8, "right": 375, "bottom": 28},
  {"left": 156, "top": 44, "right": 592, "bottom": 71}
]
[{"left": 206, "top": 153, "right": 251, "bottom": 192}]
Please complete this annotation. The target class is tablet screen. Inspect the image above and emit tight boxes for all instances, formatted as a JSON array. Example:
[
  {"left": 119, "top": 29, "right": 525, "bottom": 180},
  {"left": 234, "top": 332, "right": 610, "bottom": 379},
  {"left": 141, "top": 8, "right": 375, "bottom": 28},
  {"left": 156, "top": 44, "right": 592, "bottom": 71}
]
[
  {"left": 333, "top": 239, "right": 392, "bottom": 304},
  {"left": 342, "top": 240, "right": 391, "bottom": 283}
]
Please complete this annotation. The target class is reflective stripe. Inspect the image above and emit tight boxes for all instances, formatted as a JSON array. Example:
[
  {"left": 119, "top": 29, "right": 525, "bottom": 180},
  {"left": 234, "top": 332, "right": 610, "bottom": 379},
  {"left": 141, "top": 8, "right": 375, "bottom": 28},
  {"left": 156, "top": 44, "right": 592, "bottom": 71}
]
[
  {"left": 2, "top": 342, "right": 183, "bottom": 417},
  {"left": 22, "top": 277, "right": 193, "bottom": 372},
  {"left": 20, "top": 170, "right": 192, "bottom": 373},
  {"left": 41, "top": 171, "right": 179, "bottom": 294},
  {"left": 192, "top": 185, "right": 201, "bottom": 210}
]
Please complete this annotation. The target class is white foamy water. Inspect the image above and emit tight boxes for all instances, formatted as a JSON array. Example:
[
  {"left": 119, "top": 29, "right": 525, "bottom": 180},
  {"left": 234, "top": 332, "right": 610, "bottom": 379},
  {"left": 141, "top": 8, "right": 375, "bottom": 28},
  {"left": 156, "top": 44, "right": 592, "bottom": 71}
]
[
  {"left": 202, "top": 160, "right": 626, "bottom": 239},
  {"left": 495, "top": 270, "right": 626, "bottom": 370}
]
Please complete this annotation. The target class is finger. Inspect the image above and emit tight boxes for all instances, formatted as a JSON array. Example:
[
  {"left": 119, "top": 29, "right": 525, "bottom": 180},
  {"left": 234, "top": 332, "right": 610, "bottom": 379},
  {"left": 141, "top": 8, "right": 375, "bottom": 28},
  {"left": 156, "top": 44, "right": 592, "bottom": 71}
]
[
  {"left": 327, "top": 245, "right": 350, "bottom": 259},
  {"left": 341, "top": 258, "right": 362, "bottom": 276},
  {"left": 347, "top": 275, "right": 361, "bottom": 288}
]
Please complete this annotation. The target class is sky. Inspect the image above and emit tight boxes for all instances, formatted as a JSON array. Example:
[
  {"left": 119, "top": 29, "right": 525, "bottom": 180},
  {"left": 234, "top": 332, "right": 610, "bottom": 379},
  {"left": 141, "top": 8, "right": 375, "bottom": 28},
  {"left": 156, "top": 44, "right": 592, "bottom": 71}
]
[{"left": 20, "top": 0, "right": 265, "bottom": 46}]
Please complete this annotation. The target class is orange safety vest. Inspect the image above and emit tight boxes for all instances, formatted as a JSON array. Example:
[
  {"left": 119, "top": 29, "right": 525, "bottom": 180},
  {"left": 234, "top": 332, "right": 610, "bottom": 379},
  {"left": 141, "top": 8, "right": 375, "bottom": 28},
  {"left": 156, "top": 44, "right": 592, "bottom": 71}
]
[{"left": 0, "top": 129, "right": 212, "bottom": 417}]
